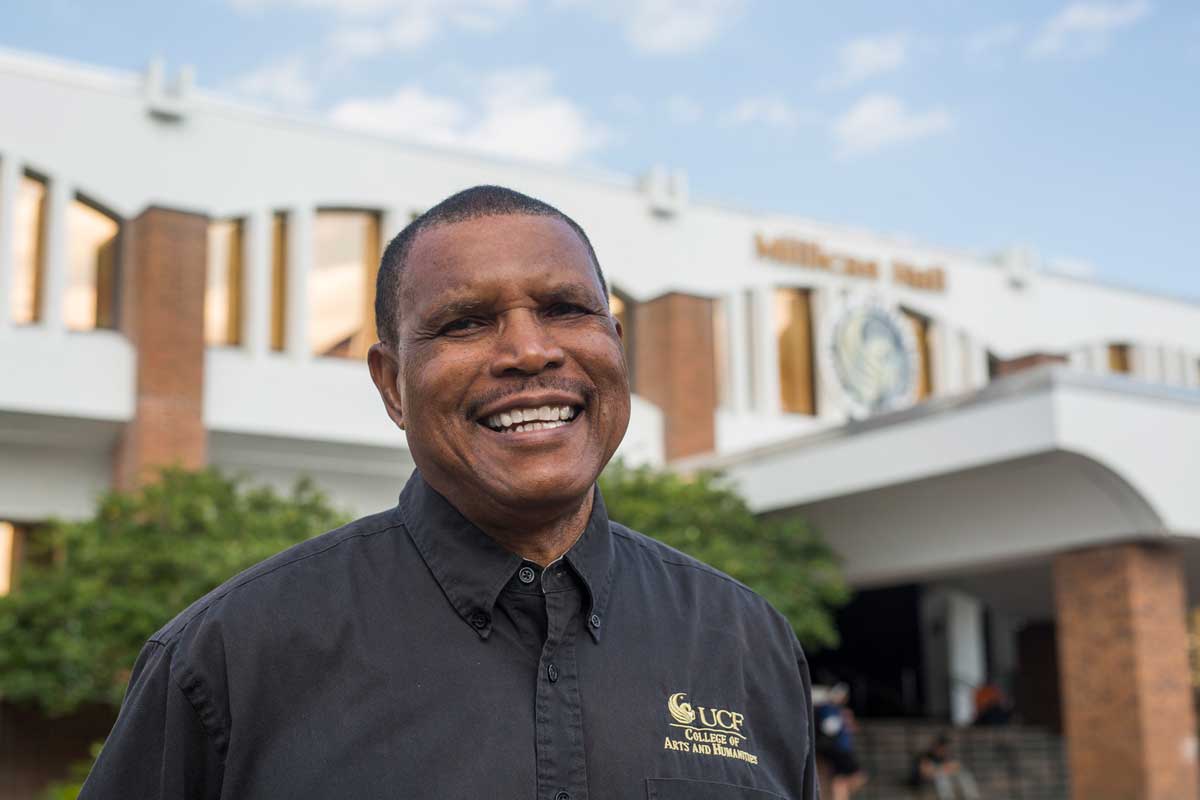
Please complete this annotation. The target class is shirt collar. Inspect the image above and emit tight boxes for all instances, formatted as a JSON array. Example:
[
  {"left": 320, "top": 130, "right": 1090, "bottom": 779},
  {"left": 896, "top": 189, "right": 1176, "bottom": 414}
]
[{"left": 398, "top": 470, "right": 614, "bottom": 643}]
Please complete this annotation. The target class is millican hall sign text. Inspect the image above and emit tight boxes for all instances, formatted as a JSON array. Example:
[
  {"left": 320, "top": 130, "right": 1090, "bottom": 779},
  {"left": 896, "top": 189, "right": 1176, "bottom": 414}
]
[{"left": 754, "top": 234, "right": 947, "bottom": 293}]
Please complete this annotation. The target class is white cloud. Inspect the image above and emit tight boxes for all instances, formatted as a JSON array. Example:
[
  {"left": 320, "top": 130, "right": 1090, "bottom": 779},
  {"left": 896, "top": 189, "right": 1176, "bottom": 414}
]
[
  {"left": 832, "top": 94, "right": 953, "bottom": 158},
  {"left": 964, "top": 24, "right": 1021, "bottom": 58},
  {"left": 328, "top": 68, "right": 610, "bottom": 165},
  {"left": 231, "top": 0, "right": 525, "bottom": 59},
  {"left": 626, "top": 0, "right": 743, "bottom": 54},
  {"left": 1029, "top": 0, "right": 1151, "bottom": 59},
  {"left": 328, "top": 8, "right": 438, "bottom": 58},
  {"left": 822, "top": 31, "right": 911, "bottom": 90},
  {"left": 666, "top": 94, "right": 702, "bottom": 125},
  {"left": 560, "top": 0, "right": 742, "bottom": 55},
  {"left": 721, "top": 96, "right": 802, "bottom": 130},
  {"left": 232, "top": 0, "right": 522, "bottom": 15},
  {"left": 231, "top": 56, "right": 317, "bottom": 107}
]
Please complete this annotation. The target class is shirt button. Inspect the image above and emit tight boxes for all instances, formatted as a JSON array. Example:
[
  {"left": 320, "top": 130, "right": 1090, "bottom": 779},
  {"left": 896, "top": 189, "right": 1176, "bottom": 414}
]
[
  {"left": 547, "top": 663, "right": 560, "bottom": 683},
  {"left": 555, "top": 792, "right": 571, "bottom": 800},
  {"left": 518, "top": 565, "right": 537, "bottom": 584},
  {"left": 589, "top": 613, "right": 602, "bottom": 629},
  {"left": 470, "top": 611, "right": 490, "bottom": 629}
]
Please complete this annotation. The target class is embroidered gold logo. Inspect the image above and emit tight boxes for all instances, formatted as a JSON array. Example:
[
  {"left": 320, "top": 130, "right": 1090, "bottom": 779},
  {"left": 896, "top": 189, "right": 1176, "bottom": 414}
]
[{"left": 662, "top": 692, "right": 759, "bottom": 765}]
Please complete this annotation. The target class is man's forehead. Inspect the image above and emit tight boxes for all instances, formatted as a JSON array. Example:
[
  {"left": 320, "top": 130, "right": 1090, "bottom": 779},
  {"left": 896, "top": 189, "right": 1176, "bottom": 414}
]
[
  {"left": 399, "top": 214, "right": 601, "bottom": 309},
  {"left": 408, "top": 213, "right": 589, "bottom": 264}
]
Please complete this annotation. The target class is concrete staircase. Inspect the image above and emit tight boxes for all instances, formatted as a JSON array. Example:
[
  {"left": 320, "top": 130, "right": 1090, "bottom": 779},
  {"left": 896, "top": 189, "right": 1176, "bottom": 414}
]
[{"left": 847, "top": 719, "right": 1069, "bottom": 800}]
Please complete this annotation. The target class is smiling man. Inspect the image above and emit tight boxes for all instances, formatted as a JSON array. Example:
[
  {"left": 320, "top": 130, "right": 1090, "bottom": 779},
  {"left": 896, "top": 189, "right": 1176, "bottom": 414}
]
[{"left": 80, "top": 187, "right": 818, "bottom": 800}]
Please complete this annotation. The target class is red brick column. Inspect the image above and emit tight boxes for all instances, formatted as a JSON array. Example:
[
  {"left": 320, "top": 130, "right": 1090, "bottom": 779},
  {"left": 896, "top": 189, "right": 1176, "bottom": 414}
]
[
  {"left": 113, "top": 206, "right": 209, "bottom": 489},
  {"left": 632, "top": 292, "right": 717, "bottom": 461},
  {"left": 1054, "top": 543, "right": 1199, "bottom": 800}
]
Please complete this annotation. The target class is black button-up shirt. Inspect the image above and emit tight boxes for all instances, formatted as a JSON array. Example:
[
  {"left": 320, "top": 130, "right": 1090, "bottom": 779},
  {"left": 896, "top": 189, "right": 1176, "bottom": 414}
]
[{"left": 81, "top": 472, "right": 818, "bottom": 799}]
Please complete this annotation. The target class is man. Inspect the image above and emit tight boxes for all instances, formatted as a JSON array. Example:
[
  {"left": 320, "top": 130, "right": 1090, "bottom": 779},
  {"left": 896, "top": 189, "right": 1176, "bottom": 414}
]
[
  {"left": 80, "top": 186, "right": 818, "bottom": 799},
  {"left": 814, "top": 683, "right": 867, "bottom": 800},
  {"left": 910, "top": 733, "right": 980, "bottom": 800}
]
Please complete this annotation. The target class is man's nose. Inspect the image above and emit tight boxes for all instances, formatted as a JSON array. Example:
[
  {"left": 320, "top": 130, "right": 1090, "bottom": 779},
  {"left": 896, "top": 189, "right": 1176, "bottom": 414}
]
[{"left": 490, "top": 309, "right": 565, "bottom": 376}]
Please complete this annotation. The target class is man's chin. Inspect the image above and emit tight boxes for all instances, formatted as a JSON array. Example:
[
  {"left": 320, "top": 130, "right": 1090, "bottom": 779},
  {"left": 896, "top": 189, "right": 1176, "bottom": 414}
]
[{"left": 476, "top": 465, "right": 598, "bottom": 513}]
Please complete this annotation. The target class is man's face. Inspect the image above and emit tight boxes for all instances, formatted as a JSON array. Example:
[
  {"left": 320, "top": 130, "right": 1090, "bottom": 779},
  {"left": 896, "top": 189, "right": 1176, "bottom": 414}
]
[{"left": 371, "top": 214, "right": 630, "bottom": 516}]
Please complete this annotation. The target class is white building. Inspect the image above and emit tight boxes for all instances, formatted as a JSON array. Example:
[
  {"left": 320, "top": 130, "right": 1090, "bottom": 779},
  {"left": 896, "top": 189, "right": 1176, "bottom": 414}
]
[{"left": 1, "top": 49, "right": 1199, "bottom": 799}]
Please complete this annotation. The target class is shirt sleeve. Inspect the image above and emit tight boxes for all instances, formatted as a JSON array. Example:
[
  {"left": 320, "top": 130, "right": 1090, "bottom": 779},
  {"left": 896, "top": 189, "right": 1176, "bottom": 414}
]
[
  {"left": 798, "top": 649, "right": 820, "bottom": 800},
  {"left": 78, "top": 640, "right": 224, "bottom": 800}
]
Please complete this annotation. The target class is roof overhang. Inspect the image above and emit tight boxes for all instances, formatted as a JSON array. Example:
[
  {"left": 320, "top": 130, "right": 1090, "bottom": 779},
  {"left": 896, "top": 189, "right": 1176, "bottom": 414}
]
[{"left": 681, "top": 367, "right": 1200, "bottom": 586}]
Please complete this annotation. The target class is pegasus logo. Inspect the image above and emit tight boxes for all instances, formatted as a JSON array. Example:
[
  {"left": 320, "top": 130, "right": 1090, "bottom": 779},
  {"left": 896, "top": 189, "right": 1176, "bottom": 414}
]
[
  {"left": 662, "top": 691, "right": 758, "bottom": 764},
  {"left": 667, "top": 692, "right": 745, "bottom": 735}
]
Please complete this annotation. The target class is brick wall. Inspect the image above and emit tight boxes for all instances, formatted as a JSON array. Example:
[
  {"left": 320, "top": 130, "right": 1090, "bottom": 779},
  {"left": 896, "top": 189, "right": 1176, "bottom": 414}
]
[
  {"left": 1054, "top": 543, "right": 1199, "bottom": 800},
  {"left": 112, "top": 206, "right": 209, "bottom": 488},
  {"left": 632, "top": 292, "right": 716, "bottom": 461}
]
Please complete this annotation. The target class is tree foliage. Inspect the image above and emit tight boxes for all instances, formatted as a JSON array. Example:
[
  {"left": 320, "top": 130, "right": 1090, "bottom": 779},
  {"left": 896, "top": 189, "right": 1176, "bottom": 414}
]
[
  {"left": 599, "top": 462, "right": 849, "bottom": 649},
  {"left": 0, "top": 468, "right": 347, "bottom": 716},
  {"left": 0, "top": 463, "right": 848, "bottom": 721}
]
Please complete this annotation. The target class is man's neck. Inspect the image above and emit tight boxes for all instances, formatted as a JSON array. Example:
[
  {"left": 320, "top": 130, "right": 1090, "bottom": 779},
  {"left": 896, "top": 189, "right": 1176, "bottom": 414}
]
[
  {"left": 420, "top": 471, "right": 596, "bottom": 566},
  {"left": 473, "top": 490, "right": 594, "bottom": 566}
]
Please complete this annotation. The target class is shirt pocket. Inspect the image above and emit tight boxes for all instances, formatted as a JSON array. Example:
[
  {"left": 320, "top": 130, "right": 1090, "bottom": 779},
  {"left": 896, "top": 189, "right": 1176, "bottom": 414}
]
[{"left": 645, "top": 777, "right": 788, "bottom": 799}]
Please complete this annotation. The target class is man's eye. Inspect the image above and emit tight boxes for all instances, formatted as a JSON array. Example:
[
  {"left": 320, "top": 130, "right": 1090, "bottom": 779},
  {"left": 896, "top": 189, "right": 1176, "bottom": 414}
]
[
  {"left": 441, "top": 318, "right": 486, "bottom": 335},
  {"left": 545, "top": 303, "right": 589, "bottom": 318}
]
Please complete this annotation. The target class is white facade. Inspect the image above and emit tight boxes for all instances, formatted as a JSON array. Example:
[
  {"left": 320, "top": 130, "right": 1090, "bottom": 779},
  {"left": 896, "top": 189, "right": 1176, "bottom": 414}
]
[{"left": 1, "top": 47, "right": 1199, "bottom": 579}]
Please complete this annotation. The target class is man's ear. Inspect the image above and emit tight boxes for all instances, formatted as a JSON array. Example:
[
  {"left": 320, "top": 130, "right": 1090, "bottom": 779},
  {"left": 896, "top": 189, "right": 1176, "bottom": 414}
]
[{"left": 367, "top": 342, "right": 406, "bottom": 431}]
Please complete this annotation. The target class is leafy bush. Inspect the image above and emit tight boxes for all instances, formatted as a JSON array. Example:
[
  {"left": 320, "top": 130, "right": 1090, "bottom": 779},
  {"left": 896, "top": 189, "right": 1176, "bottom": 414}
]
[
  {"left": 0, "top": 468, "right": 347, "bottom": 716},
  {"left": 600, "top": 462, "right": 849, "bottom": 649},
  {"left": 1, "top": 462, "right": 846, "bottom": 720}
]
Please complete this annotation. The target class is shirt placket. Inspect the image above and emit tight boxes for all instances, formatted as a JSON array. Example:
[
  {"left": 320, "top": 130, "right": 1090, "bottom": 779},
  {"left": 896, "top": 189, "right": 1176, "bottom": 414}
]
[{"left": 535, "top": 562, "right": 589, "bottom": 800}]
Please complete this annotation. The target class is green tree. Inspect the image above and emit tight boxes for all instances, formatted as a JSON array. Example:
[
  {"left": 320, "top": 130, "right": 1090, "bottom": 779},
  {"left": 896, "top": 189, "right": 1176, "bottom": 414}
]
[
  {"left": 1, "top": 463, "right": 847, "bottom": 715},
  {"left": 600, "top": 461, "right": 849, "bottom": 649},
  {"left": 0, "top": 468, "right": 347, "bottom": 716}
]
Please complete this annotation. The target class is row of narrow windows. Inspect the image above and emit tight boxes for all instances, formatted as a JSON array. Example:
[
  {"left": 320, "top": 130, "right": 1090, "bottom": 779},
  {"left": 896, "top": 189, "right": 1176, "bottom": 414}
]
[
  {"left": 3, "top": 176, "right": 1181, "bottom": 391},
  {"left": 7, "top": 172, "right": 119, "bottom": 331},
  {"left": 206, "top": 210, "right": 381, "bottom": 358}
]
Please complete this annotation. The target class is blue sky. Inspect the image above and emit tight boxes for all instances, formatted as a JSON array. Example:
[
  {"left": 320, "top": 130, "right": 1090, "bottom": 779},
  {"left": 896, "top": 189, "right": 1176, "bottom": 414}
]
[{"left": 5, "top": 0, "right": 1198, "bottom": 300}]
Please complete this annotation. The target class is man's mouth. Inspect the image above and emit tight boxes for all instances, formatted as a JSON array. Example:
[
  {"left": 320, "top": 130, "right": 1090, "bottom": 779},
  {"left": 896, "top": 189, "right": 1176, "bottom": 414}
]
[{"left": 479, "top": 405, "right": 581, "bottom": 434}]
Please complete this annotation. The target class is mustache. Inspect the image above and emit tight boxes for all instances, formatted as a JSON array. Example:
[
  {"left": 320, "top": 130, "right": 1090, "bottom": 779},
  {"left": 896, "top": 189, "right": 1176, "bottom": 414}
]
[{"left": 464, "top": 376, "right": 594, "bottom": 420}]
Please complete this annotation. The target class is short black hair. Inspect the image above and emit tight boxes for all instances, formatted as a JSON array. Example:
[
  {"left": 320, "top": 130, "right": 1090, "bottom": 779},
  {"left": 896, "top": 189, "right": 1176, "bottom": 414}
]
[{"left": 374, "top": 185, "right": 608, "bottom": 343}]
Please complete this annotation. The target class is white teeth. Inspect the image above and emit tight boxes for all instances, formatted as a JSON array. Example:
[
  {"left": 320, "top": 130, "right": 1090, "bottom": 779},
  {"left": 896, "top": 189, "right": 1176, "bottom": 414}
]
[{"left": 483, "top": 404, "right": 579, "bottom": 433}]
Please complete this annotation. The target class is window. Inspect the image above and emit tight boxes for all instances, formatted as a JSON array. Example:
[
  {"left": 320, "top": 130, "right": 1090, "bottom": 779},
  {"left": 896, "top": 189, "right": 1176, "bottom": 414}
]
[
  {"left": 775, "top": 288, "right": 816, "bottom": 415},
  {"left": 0, "top": 522, "right": 51, "bottom": 596},
  {"left": 0, "top": 521, "right": 14, "bottom": 596},
  {"left": 744, "top": 290, "right": 757, "bottom": 410},
  {"left": 65, "top": 196, "right": 120, "bottom": 331},
  {"left": 311, "top": 210, "right": 381, "bottom": 358},
  {"left": 903, "top": 309, "right": 933, "bottom": 400},
  {"left": 271, "top": 213, "right": 288, "bottom": 352},
  {"left": 712, "top": 297, "right": 731, "bottom": 409},
  {"left": 205, "top": 219, "right": 244, "bottom": 346},
  {"left": 11, "top": 173, "right": 46, "bottom": 324},
  {"left": 608, "top": 289, "right": 636, "bottom": 391},
  {"left": 1108, "top": 343, "right": 1131, "bottom": 374}
]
